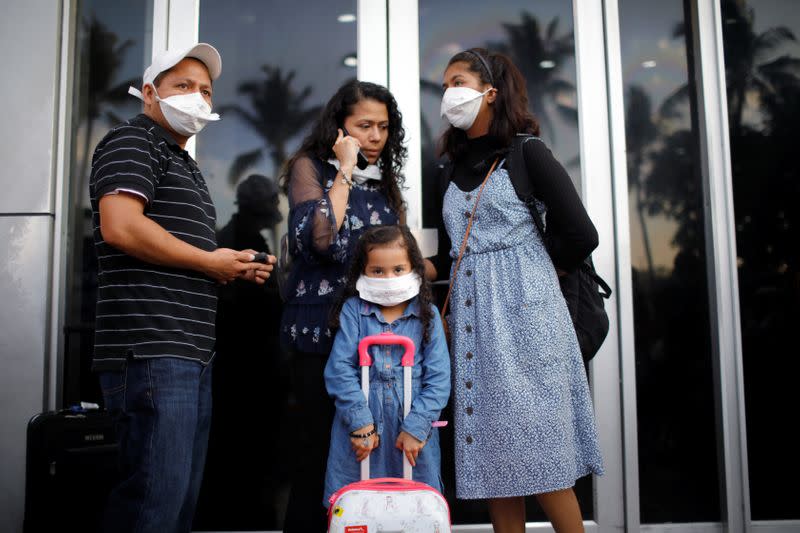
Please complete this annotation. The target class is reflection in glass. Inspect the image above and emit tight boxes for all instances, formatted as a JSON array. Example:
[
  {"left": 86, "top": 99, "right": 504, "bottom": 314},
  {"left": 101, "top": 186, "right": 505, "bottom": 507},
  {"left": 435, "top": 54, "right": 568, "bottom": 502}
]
[
  {"left": 418, "top": 1, "right": 591, "bottom": 524},
  {"left": 721, "top": 0, "right": 800, "bottom": 520},
  {"left": 619, "top": 0, "right": 720, "bottom": 522},
  {"left": 194, "top": 1, "right": 356, "bottom": 529},
  {"left": 63, "top": 0, "right": 152, "bottom": 406}
]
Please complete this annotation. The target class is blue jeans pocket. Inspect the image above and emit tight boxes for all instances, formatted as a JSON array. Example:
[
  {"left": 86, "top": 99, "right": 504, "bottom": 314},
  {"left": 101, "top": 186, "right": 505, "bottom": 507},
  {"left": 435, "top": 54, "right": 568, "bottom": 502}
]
[{"left": 99, "top": 368, "right": 127, "bottom": 414}]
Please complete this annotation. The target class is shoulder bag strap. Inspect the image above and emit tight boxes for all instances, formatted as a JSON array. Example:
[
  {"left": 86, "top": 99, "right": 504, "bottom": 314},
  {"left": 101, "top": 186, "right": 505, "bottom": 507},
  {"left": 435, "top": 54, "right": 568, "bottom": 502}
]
[{"left": 441, "top": 158, "right": 499, "bottom": 319}]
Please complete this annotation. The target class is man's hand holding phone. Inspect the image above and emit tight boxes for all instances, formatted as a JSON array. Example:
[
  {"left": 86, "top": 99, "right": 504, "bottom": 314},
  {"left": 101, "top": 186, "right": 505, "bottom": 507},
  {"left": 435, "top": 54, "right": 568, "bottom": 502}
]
[{"left": 237, "top": 249, "right": 275, "bottom": 285}]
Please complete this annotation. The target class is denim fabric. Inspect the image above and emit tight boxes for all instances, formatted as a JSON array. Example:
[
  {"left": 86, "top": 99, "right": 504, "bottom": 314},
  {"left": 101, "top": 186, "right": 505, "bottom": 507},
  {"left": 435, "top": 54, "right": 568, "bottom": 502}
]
[
  {"left": 322, "top": 296, "right": 451, "bottom": 506},
  {"left": 99, "top": 357, "right": 212, "bottom": 533}
]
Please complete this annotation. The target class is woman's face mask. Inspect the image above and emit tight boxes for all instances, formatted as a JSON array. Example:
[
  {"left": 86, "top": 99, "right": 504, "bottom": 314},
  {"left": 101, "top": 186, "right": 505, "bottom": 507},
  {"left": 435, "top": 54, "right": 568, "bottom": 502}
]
[
  {"left": 440, "top": 86, "right": 492, "bottom": 130},
  {"left": 356, "top": 272, "right": 421, "bottom": 307}
]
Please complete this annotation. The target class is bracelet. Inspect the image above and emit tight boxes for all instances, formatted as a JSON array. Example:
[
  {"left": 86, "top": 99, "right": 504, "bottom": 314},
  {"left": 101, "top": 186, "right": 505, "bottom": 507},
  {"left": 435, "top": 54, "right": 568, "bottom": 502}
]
[
  {"left": 349, "top": 425, "right": 376, "bottom": 439},
  {"left": 340, "top": 168, "right": 355, "bottom": 188}
]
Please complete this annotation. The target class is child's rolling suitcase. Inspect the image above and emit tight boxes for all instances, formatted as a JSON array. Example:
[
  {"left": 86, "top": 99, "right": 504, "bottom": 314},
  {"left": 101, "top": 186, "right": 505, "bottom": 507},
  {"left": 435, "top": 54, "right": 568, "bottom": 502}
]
[{"left": 327, "top": 332, "right": 451, "bottom": 533}]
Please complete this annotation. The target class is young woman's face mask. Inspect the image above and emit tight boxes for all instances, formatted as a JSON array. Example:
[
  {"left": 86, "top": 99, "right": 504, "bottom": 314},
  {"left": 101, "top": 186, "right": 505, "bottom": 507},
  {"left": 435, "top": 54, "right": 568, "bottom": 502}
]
[{"left": 440, "top": 86, "right": 492, "bottom": 130}]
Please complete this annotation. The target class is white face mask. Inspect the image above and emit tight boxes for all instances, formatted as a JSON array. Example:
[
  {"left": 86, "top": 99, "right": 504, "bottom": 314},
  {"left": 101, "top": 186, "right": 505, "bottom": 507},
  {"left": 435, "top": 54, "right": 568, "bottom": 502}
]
[
  {"left": 327, "top": 158, "right": 382, "bottom": 184},
  {"left": 440, "top": 86, "right": 491, "bottom": 130},
  {"left": 356, "top": 272, "right": 421, "bottom": 307},
  {"left": 128, "top": 84, "right": 220, "bottom": 137}
]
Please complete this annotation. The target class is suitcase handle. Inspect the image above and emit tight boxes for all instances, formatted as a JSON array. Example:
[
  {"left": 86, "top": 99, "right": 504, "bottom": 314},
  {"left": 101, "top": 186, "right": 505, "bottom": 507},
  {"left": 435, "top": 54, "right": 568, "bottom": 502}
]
[
  {"left": 357, "top": 332, "right": 415, "bottom": 367},
  {"left": 348, "top": 477, "right": 435, "bottom": 491},
  {"left": 356, "top": 332, "right": 416, "bottom": 482}
]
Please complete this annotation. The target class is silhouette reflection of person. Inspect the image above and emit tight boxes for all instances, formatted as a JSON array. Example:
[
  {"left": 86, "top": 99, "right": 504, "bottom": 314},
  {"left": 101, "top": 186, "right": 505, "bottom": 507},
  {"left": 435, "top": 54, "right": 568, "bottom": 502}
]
[{"left": 198, "top": 174, "right": 286, "bottom": 529}]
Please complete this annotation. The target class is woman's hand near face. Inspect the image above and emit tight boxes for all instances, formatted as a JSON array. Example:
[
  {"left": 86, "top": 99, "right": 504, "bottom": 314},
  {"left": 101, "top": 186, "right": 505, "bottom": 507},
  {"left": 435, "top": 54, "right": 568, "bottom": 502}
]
[
  {"left": 333, "top": 128, "right": 360, "bottom": 172},
  {"left": 328, "top": 128, "right": 359, "bottom": 233}
]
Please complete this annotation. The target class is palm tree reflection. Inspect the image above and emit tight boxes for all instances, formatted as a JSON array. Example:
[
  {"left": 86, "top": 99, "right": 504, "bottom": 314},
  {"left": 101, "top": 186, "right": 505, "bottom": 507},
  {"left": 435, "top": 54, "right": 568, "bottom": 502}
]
[
  {"left": 489, "top": 12, "right": 578, "bottom": 142},
  {"left": 624, "top": 0, "right": 799, "bottom": 521},
  {"left": 221, "top": 65, "right": 322, "bottom": 185}
]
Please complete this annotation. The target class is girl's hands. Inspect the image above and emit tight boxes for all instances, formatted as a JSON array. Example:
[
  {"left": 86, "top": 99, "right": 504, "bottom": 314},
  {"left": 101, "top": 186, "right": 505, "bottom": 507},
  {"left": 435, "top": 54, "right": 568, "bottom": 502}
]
[
  {"left": 395, "top": 431, "right": 426, "bottom": 467},
  {"left": 350, "top": 424, "right": 380, "bottom": 462}
]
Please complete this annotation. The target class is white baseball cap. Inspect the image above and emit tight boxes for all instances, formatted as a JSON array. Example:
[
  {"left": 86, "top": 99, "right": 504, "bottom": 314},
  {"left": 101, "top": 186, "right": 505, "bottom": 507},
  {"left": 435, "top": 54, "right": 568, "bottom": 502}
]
[{"left": 129, "top": 43, "right": 222, "bottom": 100}]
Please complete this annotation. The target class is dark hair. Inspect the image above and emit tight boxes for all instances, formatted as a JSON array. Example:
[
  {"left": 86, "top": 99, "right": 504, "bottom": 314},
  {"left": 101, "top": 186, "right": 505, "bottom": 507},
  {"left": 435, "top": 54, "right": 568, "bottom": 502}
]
[
  {"left": 330, "top": 225, "right": 435, "bottom": 346},
  {"left": 281, "top": 80, "right": 407, "bottom": 215},
  {"left": 439, "top": 48, "right": 540, "bottom": 160}
]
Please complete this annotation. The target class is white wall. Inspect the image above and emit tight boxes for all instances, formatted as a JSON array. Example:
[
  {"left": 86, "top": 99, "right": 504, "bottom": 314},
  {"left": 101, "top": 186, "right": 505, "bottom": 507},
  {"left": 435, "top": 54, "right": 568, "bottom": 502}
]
[{"left": 0, "top": 1, "right": 63, "bottom": 531}]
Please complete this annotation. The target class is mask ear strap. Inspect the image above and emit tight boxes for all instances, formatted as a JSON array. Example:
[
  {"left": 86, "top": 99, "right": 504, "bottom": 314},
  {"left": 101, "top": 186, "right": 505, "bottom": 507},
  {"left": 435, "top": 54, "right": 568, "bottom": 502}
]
[
  {"left": 128, "top": 86, "right": 144, "bottom": 101},
  {"left": 128, "top": 83, "right": 159, "bottom": 102}
]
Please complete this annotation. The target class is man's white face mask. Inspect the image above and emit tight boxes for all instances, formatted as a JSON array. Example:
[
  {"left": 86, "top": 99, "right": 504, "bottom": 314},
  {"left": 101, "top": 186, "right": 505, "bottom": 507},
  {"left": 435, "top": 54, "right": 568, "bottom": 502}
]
[
  {"left": 129, "top": 84, "right": 220, "bottom": 137},
  {"left": 440, "top": 86, "right": 492, "bottom": 130},
  {"left": 356, "top": 272, "right": 421, "bottom": 307}
]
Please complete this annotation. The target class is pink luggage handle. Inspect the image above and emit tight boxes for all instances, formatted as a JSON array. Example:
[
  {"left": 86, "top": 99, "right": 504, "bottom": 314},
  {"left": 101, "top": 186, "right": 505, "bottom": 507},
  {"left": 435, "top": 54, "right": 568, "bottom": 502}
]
[
  {"left": 358, "top": 331, "right": 415, "bottom": 367},
  {"left": 353, "top": 478, "right": 435, "bottom": 491},
  {"left": 356, "top": 332, "right": 415, "bottom": 481},
  {"left": 355, "top": 332, "right": 446, "bottom": 483}
]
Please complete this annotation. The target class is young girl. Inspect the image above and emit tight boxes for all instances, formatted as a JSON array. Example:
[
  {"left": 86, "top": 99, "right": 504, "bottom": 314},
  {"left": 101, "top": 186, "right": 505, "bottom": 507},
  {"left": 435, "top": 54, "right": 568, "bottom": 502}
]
[{"left": 322, "top": 225, "right": 450, "bottom": 506}]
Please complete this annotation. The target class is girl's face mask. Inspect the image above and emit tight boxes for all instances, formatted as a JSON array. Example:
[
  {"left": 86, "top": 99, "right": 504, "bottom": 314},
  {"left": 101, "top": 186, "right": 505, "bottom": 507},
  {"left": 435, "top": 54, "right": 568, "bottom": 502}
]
[
  {"left": 440, "top": 86, "right": 492, "bottom": 130},
  {"left": 356, "top": 272, "right": 421, "bottom": 307}
]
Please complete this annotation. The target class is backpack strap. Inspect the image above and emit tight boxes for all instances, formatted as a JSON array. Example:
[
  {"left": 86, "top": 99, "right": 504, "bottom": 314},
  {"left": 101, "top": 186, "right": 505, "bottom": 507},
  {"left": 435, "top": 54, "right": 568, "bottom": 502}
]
[
  {"left": 508, "top": 134, "right": 547, "bottom": 241},
  {"left": 510, "top": 136, "right": 613, "bottom": 304}
]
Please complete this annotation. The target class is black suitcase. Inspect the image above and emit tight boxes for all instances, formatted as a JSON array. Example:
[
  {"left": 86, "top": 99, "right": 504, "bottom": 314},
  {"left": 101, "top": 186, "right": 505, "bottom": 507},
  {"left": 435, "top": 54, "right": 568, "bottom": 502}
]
[{"left": 23, "top": 407, "right": 119, "bottom": 533}]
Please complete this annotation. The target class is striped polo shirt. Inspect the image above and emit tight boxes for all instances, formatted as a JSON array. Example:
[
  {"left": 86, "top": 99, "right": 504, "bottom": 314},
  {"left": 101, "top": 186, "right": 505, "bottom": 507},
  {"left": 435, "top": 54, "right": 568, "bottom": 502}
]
[{"left": 89, "top": 114, "right": 218, "bottom": 372}]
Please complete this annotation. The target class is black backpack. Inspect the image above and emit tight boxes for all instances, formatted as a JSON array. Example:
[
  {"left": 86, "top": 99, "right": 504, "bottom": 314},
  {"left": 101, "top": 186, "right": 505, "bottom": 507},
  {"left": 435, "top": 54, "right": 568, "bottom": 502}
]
[{"left": 507, "top": 134, "right": 612, "bottom": 363}]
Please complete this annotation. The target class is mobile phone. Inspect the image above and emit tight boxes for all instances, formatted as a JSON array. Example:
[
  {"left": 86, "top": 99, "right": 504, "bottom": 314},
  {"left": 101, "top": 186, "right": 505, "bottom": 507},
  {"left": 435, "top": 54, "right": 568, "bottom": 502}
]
[{"left": 341, "top": 127, "right": 370, "bottom": 170}]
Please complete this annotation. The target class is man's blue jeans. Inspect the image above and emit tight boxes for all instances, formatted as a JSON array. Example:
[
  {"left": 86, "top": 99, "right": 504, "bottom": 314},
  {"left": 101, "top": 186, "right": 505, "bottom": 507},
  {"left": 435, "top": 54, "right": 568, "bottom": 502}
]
[{"left": 99, "top": 357, "right": 213, "bottom": 533}]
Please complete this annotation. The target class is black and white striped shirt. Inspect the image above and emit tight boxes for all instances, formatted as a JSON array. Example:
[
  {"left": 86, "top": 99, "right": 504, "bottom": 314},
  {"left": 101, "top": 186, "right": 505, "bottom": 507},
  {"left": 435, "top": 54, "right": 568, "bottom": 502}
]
[{"left": 89, "top": 114, "right": 218, "bottom": 372}]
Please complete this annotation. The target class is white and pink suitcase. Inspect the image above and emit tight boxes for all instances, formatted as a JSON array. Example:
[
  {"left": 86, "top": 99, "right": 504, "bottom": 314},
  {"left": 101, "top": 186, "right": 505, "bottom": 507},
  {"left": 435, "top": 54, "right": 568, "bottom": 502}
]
[{"left": 327, "top": 332, "right": 451, "bottom": 533}]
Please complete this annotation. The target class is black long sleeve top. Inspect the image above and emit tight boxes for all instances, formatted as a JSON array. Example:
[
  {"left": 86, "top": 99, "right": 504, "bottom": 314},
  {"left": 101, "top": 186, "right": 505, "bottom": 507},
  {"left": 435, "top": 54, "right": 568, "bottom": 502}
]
[{"left": 431, "top": 134, "right": 598, "bottom": 280}]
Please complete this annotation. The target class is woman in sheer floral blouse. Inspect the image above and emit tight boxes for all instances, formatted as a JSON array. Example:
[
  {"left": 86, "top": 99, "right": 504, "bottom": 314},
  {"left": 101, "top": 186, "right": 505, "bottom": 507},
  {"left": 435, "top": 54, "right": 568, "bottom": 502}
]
[{"left": 279, "top": 80, "right": 407, "bottom": 532}]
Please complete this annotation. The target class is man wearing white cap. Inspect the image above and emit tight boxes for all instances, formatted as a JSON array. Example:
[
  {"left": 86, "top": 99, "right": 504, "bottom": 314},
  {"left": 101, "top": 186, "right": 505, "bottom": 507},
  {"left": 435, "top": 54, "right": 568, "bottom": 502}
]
[{"left": 88, "top": 43, "right": 275, "bottom": 533}]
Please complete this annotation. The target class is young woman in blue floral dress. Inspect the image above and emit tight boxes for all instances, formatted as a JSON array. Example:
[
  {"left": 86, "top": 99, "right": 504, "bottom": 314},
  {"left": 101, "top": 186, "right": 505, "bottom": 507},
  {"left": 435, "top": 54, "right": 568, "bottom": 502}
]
[{"left": 436, "top": 48, "right": 604, "bottom": 533}]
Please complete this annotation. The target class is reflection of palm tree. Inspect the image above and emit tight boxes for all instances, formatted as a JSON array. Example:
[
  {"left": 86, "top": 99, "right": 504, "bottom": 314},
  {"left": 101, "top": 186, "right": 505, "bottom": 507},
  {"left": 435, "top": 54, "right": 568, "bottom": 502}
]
[
  {"left": 489, "top": 12, "right": 577, "bottom": 140},
  {"left": 221, "top": 65, "right": 322, "bottom": 185},
  {"left": 665, "top": 1, "right": 798, "bottom": 133},
  {"left": 625, "top": 85, "right": 659, "bottom": 290},
  {"left": 722, "top": 0, "right": 798, "bottom": 135}
]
